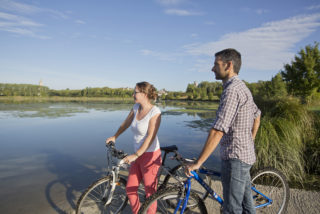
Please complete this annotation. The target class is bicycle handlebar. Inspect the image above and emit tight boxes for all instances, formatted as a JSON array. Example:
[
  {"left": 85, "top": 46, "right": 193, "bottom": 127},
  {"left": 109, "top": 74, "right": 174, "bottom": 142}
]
[
  {"left": 171, "top": 150, "right": 194, "bottom": 164},
  {"left": 106, "top": 141, "right": 128, "bottom": 159}
]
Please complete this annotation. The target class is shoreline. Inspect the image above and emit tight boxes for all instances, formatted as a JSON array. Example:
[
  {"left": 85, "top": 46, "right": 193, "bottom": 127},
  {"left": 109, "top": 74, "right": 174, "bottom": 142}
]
[{"left": 0, "top": 96, "right": 134, "bottom": 102}]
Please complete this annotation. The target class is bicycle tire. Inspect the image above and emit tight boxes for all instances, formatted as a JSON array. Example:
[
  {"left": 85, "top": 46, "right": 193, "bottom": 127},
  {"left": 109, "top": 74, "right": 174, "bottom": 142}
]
[
  {"left": 76, "top": 175, "right": 128, "bottom": 214},
  {"left": 161, "top": 165, "right": 211, "bottom": 202},
  {"left": 251, "top": 167, "right": 290, "bottom": 214},
  {"left": 138, "top": 185, "right": 207, "bottom": 214}
]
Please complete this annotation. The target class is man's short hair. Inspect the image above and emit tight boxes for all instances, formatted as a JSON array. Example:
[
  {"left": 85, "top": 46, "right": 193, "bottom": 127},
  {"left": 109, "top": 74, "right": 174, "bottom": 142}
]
[{"left": 215, "top": 48, "right": 242, "bottom": 74}]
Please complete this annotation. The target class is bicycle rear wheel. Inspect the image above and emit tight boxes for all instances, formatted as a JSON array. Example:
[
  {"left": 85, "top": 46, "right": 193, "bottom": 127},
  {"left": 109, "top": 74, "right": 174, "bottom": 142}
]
[
  {"left": 76, "top": 175, "right": 128, "bottom": 214},
  {"left": 161, "top": 165, "right": 211, "bottom": 203},
  {"left": 138, "top": 186, "right": 207, "bottom": 214},
  {"left": 251, "top": 167, "right": 290, "bottom": 214}
]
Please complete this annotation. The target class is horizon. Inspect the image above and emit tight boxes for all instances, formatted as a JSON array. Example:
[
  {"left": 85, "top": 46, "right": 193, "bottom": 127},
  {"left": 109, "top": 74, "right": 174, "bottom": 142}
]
[{"left": 1, "top": 0, "right": 320, "bottom": 91}]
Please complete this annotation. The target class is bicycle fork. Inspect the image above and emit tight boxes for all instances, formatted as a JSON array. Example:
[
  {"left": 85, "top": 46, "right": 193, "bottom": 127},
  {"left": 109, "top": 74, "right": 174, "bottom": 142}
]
[
  {"left": 103, "top": 169, "right": 118, "bottom": 205},
  {"left": 173, "top": 178, "right": 192, "bottom": 214}
]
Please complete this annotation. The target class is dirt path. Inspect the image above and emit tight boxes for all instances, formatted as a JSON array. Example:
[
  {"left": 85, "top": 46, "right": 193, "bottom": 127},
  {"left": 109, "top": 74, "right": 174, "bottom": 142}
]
[
  {"left": 69, "top": 179, "right": 320, "bottom": 214},
  {"left": 204, "top": 180, "right": 320, "bottom": 214}
]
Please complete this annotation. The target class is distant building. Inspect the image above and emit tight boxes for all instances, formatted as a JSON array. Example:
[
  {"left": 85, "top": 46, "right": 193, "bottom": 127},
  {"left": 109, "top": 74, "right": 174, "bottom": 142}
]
[
  {"left": 158, "top": 89, "right": 168, "bottom": 97},
  {"left": 193, "top": 81, "right": 198, "bottom": 87},
  {"left": 38, "top": 80, "right": 43, "bottom": 96}
]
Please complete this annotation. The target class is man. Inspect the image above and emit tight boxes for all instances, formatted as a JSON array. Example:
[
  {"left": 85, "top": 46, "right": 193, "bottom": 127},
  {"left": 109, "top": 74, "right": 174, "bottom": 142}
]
[{"left": 186, "top": 48, "right": 261, "bottom": 214}]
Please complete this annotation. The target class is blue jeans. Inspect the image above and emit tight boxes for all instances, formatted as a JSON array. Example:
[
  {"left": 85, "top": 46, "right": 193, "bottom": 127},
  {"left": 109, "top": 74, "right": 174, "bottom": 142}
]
[{"left": 221, "top": 159, "right": 255, "bottom": 214}]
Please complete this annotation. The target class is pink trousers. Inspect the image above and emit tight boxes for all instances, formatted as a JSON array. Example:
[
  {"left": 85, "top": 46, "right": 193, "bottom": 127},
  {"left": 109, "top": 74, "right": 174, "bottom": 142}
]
[{"left": 126, "top": 149, "right": 162, "bottom": 214}]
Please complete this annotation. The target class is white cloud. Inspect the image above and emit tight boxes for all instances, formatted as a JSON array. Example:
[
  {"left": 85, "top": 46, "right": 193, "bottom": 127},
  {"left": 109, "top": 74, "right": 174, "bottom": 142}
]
[
  {"left": 0, "top": 11, "right": 49, "bottom": 39},
  {"left": 0, "top": 1, "right": 69, "bottom": 39},
  {"left": 0, "top": 11, "right": 42, "bottom": 27},
  {"left": 156, "top": 0, "right": 185, "bottom": 5},
  {"left": 75, "top": 20, "right": 86, "bottom": 24},
  {"left": 255, "top": 9, "right": 269, "bottom": 15},
  {"left": 191, "top": 33, "right": 198, "bottom": 38},
  {"left": 0, "top": 0, "right": 42, "bottom": 14},
  {"left": 306, "top": 5, "right": 320, "bottom": 11},
  {"left": 2, "top": 27, "right": 50, "bottom": 39},
  {"left": 193, "top": 58, "right": 213, "bottom": 73},
  {"left": 165, "top": 9, "right": 203, "bottom": 16},
  {"left": 184, "top": 13, "right": 320, "bottom": 71},
  {"left": 0, "top": 0, "right": 68, "bottom": 18},
  {"left": 241, "top": 7, "right": 269, "bottom": 15},
  {"left": 204, "top": 21, "right": 215, "bottom": 25},
  {"left": 123, "top": 39, "right": 133, "bottom": 43}
]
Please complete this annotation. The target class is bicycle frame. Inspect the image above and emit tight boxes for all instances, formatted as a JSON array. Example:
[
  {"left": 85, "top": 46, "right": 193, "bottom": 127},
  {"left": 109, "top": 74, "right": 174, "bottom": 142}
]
[
  {"left": 103, "top": 144, "right": 181, "bottom": 205},
  {"left": 157, "top": 146, "right": 186, "bottom": 188},
  {"left": 103, "top": 144, "right": 127, "bottom": 205},
  {"left": 172, "top": 169, "right": 273, "bottom": 214}
]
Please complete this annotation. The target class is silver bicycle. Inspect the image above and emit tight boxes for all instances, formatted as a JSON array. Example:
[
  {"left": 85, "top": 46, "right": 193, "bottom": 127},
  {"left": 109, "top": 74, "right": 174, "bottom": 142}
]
[
  {"left": 76, "top": 143, "right": 212, "bottom": 214},
  {"left": 76, "top": 142, "right": 129, "bottom": 214}
]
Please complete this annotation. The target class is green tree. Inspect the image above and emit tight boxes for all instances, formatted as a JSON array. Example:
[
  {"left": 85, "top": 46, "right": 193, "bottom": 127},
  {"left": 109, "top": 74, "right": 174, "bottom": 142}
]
[
  {"left": 186, "top": 84, "right": 196, "bottom": 94},
  {"left": 200, "top": 88, "right": 207, "bottom": 100},
  {"left": 193, "top": 88, "right": 200, "bottom": 100},
  {"left": 268, "top": 73, "right": 287, "bottom": 98},
  {"left": 168, "top": 92, "right": 176, "bottom": 100},
  {"left": 281, "top": 42, "right": 320, "bottom": 99},
  {"left": 208, "top": 92, "right": 214, "bottom": 100},
  {"left": 256, "top": 73, "right": 288, "bottom": 99},
  {"left": 161, "top": 94, "right": 166, "bottom": 100},
  {"left": 187, "top": 92, "right": 193, "bottom": 100}
]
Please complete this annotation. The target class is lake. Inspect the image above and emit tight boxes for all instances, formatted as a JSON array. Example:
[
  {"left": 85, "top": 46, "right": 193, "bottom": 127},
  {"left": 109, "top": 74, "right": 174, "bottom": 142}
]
[{"left": 0, "top": 100, "right": 220, "bottom": 214}]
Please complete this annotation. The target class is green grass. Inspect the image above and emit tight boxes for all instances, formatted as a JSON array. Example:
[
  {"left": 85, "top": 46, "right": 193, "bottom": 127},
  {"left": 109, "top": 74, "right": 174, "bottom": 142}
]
[
  {"left": 254, "top": 97, "right": 320, "bottom": 189},
  {"left": 160, "top": 100, "right": 219, "bottom": 113},
  {"left": 168, "top": 108, "right": 216, "bottom": 113}
]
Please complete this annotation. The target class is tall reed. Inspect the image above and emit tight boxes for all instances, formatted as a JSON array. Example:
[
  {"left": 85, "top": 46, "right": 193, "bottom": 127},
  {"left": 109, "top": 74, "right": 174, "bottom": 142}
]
[{"left": 253, "top": 97, "right": 317, "bottom": 187}]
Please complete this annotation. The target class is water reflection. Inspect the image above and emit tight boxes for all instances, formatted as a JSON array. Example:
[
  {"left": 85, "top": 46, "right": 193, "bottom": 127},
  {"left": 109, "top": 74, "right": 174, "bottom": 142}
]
[
  {"left": 160, "top": 101, "right": 218, "bottom": 132},
  {"left": 0, "top": 100, "right": 219, "bottom": 213},
  {"left": 0, "top": 101, "right": 133, "bottom": 118},
  {"left": 44, "top": 150, "right": 105, "bottom": 214}
]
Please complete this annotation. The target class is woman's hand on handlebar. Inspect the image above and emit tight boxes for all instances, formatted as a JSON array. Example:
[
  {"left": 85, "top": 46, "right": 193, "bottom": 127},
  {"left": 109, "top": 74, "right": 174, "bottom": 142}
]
[
  {"left": 106, "top": 136, "right": 116, "bottom": 145},
  {"left": 122, "top": 154, "right": 138, "bottom": 164}
]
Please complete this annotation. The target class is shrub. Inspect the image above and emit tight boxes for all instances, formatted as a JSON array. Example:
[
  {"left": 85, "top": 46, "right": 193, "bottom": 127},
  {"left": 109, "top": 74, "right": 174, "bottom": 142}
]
[{"left": 254, "top": 97, "right": 318, "bottom": 187}]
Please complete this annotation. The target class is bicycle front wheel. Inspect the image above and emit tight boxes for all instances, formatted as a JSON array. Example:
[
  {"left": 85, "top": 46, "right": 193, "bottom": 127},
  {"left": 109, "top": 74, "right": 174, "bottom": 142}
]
[
  {"left": 138, "top": 186, "right": 207, "bottom": 214},
  {"left": 161, "top": 165, "right": 212, "bottom": 203},
  {"left": 251, "top": 167, "right": 290, "bottom": 214},
  {"left": 76, "top": 175, "right": 128, "bottom": 214}
]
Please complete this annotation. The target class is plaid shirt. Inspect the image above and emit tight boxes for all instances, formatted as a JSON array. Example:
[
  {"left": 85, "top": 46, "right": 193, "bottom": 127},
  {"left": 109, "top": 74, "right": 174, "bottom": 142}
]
[{"left": 212, "top": 76, "right": 261, "bottom": 165}]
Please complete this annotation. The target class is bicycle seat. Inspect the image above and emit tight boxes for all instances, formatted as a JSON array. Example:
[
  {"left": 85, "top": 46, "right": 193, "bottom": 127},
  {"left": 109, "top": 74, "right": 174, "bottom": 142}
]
[{"left": 160, "top": 145, "right": 178, "bottom": 153}]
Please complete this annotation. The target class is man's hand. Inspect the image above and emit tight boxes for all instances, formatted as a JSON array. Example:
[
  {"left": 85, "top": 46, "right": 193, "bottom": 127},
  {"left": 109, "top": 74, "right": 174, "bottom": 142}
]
[
  {"left": 185, "top": 161, "right": 201, "bottom": 177},
  {"left": 185, "top": 129, "right": 223, "bottom": 177}
]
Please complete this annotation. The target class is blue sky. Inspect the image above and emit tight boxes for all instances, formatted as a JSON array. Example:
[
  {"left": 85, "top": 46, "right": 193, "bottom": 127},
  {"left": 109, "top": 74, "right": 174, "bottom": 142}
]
[{"left": 1, "top": 0, "right": 320, "bottom": 91}]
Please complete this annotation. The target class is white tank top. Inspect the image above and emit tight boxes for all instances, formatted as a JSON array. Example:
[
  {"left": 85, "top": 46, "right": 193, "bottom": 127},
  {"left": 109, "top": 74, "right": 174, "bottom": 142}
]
[{"left": 130, "top": 103, "right": 161, "bottom": 153}]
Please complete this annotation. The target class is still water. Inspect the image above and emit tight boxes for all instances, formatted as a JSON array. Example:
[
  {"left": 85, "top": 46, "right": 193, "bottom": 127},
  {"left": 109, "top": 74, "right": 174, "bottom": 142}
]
[{"left": 0, "top": 101, "right": 219, "bottom": 214}]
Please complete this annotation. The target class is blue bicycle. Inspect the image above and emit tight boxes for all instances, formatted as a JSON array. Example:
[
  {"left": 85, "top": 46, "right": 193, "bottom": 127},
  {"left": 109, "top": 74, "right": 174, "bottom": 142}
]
[{"left": 139, "top": 149, "right": 290, "bottom": 214}]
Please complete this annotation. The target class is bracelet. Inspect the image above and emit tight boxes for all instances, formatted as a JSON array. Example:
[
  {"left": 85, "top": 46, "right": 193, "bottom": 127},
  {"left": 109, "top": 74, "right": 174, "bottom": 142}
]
[{"left": 134, "top": 153, "right": 139, "bottom": 158}]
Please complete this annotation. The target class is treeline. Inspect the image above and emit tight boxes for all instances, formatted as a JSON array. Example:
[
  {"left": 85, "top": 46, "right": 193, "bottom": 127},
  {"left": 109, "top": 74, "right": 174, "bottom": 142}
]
[
  {"left": 162, "top": 76, "right": 288, "bottom": 101},
  {"left": 49, "top": 87, "right": 133, "bottom": 98},
  {"left": 160, "top": 81, "right": 223, "bottom": 101},
  {"left": 0, "top": 77, "right": 292, "bottom": 102},
  {"left": 0, "top": 84, "right": 133, "bottom": 98},
  {"left": 0, "top": 84, "right": 50, "bottom": 97}
]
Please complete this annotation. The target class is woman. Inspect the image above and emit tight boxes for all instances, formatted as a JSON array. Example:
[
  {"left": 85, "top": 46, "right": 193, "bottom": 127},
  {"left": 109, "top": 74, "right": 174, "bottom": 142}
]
[{"left": 106, "top": 81, "right": 161, "bottom": 214}]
